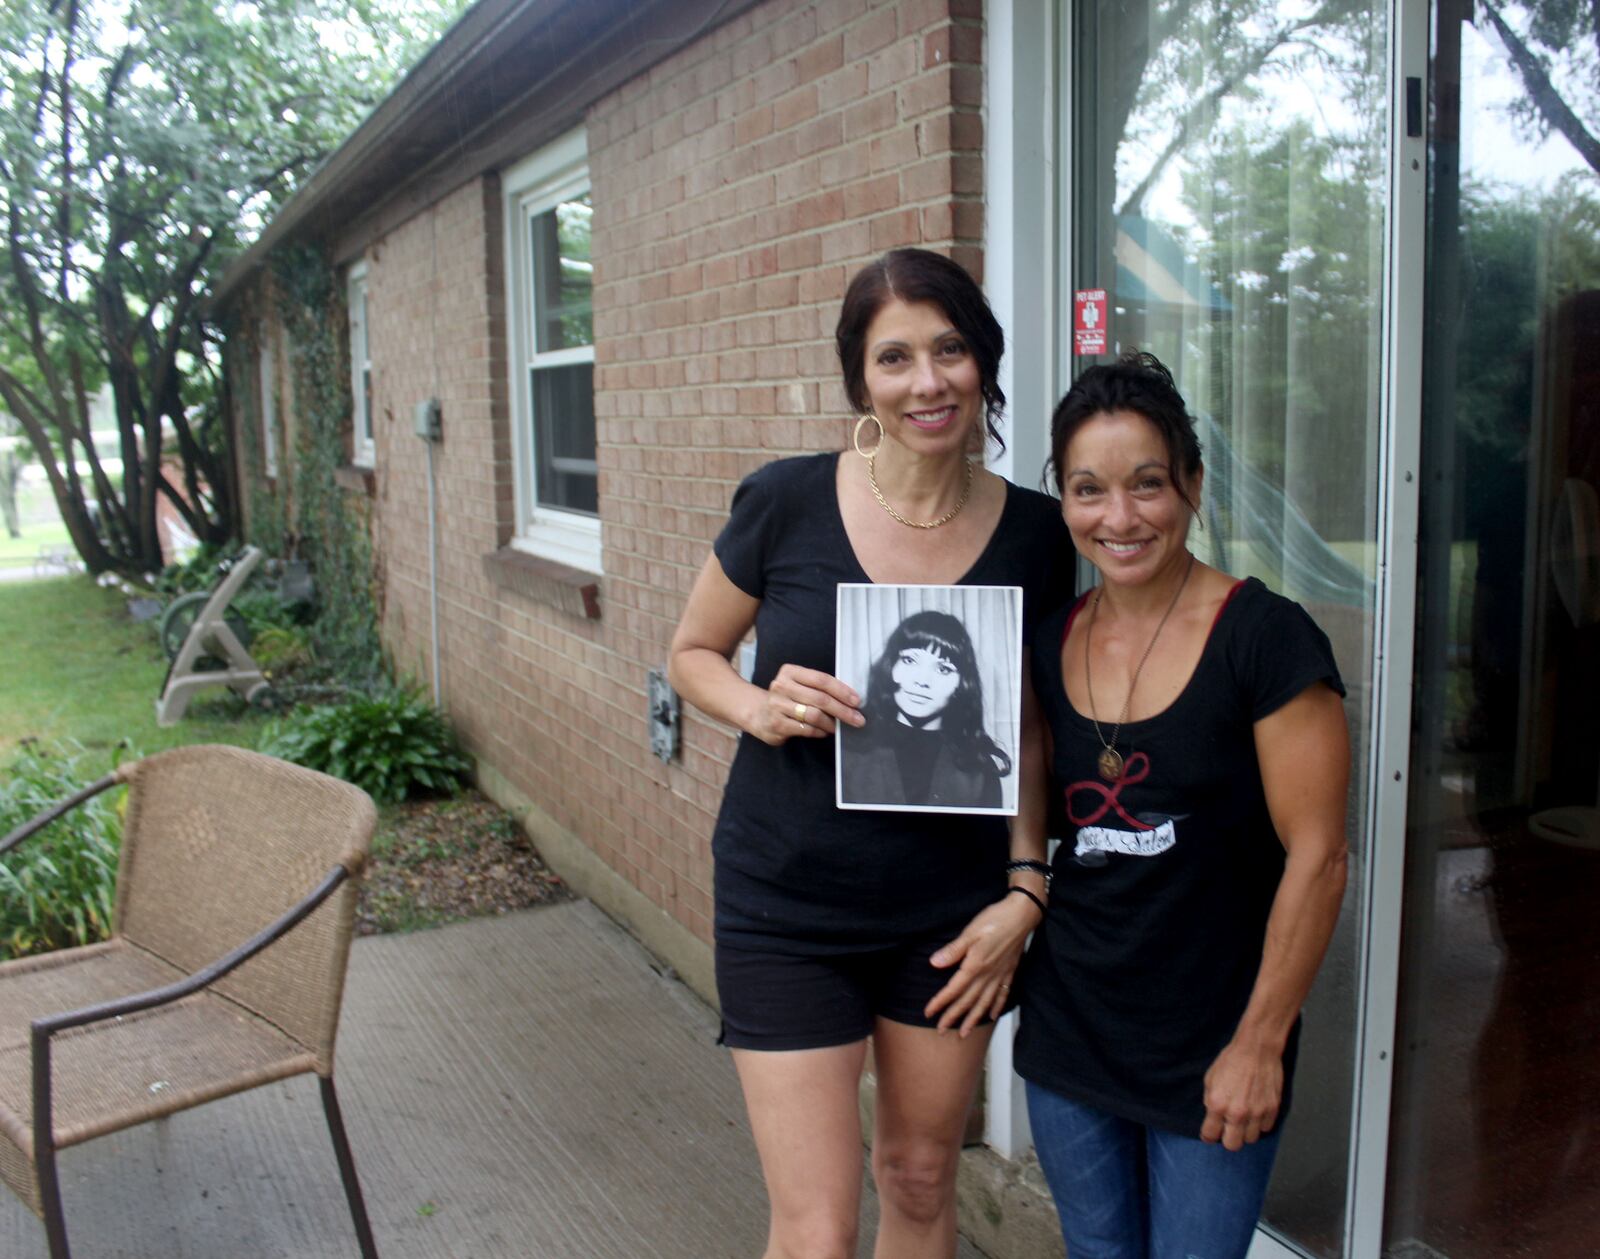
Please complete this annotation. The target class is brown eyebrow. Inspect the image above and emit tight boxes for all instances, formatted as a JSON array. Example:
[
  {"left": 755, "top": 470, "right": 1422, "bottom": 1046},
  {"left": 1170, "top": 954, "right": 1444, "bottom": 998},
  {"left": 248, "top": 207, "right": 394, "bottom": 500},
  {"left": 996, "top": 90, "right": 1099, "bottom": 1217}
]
[
  {"left": 1067, "top": 461, "right": 1167, "bottom": 480},
  {"left": 869, "top": 328, "right": 960, "bottom": 355}
]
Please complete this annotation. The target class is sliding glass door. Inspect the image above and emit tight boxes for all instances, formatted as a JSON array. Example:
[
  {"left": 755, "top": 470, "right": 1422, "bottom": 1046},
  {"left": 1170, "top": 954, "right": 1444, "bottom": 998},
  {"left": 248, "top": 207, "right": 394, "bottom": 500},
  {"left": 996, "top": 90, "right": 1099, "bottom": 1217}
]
[
  {"left": 1065, "top": 0, "right": 1392, "bottom": 1251},
  {"left": 1384, "top": 0, "right": 1600, "bottom": 1252}
]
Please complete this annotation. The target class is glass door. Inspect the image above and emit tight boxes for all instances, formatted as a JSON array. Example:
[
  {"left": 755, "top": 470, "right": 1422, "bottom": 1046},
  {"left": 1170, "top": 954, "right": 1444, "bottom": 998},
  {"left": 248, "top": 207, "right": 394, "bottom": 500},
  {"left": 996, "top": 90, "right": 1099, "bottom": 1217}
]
[
  {"left": 1065, "top": 0, "right": 1392, "bottom": 1252},
  {"left": 1384, "top": 0, "right": 1600, "bottom": 1253}
]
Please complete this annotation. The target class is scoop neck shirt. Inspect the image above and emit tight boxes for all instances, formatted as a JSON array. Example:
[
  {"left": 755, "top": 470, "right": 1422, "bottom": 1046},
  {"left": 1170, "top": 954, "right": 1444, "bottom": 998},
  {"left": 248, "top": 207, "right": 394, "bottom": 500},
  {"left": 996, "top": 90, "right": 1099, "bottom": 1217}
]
[
  {"left": 711, "top": 452, "right": 1070, "bottom": 954},
  {"left": 1016, "top": 576, "right": 1345, "bottom": 1135}
]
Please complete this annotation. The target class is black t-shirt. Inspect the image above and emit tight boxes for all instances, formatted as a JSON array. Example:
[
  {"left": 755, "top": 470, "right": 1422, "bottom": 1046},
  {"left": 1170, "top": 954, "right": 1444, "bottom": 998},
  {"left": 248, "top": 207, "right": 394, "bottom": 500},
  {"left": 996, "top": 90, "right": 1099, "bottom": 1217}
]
[
  {"left": 1016, "top": 577, "right": 1345, "bottom": 1135},
  {"left": 711, "top": 452, "right": 1069, "bottom": 954}
]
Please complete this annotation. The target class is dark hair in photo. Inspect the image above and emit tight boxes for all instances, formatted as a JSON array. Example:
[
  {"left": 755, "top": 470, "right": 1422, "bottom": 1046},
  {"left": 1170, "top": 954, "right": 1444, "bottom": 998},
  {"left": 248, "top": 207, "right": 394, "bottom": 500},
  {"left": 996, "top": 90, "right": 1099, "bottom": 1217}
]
[
  {"left": 862, "top": 610, "right": 1013, "bottom": 778},
  {"left": 835, "top": 248, "right": 1007, "bottom": 451},
  {"left": 1046, "top": 350, "right": 1203, "bottom": 509}
]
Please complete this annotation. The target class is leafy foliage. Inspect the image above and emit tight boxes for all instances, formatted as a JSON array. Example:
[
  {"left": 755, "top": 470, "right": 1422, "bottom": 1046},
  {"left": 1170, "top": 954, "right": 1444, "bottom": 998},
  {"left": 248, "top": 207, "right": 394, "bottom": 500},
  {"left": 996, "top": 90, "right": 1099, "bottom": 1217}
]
[
  {"left": 0, "top": 742, "right": 123, "bottom": 960},
  {"left": 260, "top": 689, "right": 470, "bottom": 805},
  {"left": 251, "top": 624, "right": 316, "bottom": 675},
  {"left": 0, "top": 0, "right": 469, "bottom": 575},
  {"left": 152, "top": 542, "right": 232, "bottom": 596},
  {"left": 257, "top": 245, "right": 384, "bottom": 685}
]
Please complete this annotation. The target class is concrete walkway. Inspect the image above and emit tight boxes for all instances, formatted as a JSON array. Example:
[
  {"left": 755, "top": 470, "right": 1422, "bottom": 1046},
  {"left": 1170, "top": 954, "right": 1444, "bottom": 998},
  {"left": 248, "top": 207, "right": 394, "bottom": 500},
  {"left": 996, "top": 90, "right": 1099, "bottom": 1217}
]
[{"left": 1, "top": 901, "right": 988, "bottom": 1258}]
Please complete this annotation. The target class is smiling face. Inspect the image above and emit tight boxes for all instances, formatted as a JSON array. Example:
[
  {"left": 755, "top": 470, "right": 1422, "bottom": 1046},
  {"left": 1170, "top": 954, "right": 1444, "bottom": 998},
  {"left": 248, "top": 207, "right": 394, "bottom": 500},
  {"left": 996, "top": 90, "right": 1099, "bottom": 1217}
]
[
  {"left": 1061, "top": 409, "right": 1201, "bottom": 588},
  {"left": 860, "top": 298, "right": 983, "bottom": 457},
  {"left": 891, "top": 645, "right": 962, "bottom": 726}
]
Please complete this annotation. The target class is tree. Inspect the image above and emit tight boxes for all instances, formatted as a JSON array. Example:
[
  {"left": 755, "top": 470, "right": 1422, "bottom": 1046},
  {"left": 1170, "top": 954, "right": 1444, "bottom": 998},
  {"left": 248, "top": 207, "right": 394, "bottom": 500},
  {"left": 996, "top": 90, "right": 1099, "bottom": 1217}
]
[
  {"left": 1482, "top": 0, "right": 1600, "bottom": 175},
  {"left": 0, "top": 0, "right": 464, "bottom": 574}
]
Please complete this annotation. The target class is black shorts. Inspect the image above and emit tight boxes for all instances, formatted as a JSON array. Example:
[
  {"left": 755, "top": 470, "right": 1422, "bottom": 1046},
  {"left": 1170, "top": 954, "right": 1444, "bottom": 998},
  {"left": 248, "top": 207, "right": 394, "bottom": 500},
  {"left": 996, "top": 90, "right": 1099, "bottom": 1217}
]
[{"left": 716, "top": 933, "right": 995, "bottom": 1051}]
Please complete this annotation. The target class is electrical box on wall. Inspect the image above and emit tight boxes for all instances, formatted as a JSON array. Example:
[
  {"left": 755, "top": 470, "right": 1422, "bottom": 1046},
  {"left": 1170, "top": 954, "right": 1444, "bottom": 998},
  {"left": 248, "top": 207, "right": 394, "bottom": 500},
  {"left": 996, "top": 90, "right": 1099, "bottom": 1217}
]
[
  {"left": 647, "top": 669, "right": 679, "bottom": 763},
  {"left": 413, "top": 397, "right": 442, "bottom": 442}
]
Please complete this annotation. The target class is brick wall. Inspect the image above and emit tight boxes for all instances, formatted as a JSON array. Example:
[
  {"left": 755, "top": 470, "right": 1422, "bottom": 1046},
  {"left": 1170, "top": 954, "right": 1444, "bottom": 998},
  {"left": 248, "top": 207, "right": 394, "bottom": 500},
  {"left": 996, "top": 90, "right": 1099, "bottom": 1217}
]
[{"left": 322, "top": 0, "right": 984, "bottom": 968}]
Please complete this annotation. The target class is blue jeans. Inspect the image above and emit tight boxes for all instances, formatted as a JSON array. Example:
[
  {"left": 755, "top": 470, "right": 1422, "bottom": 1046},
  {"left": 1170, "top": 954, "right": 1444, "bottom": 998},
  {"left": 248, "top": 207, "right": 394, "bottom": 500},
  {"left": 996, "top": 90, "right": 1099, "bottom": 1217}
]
[{"left": 1025, "top": 1082, "right": 1282, "bottom": 1259}]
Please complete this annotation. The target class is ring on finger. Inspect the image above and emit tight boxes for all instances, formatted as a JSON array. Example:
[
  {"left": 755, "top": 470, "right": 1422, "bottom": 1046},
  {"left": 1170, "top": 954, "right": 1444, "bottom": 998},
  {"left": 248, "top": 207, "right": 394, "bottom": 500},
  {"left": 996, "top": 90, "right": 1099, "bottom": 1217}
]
[{"left": 793, "top": 702, "right": 808, "bottom": 721}]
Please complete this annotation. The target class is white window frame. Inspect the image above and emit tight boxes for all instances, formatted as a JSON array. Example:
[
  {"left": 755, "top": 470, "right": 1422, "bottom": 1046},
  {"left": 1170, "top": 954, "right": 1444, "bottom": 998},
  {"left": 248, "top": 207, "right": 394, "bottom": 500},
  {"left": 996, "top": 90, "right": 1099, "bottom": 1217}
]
[
  {"left": 348, "top": 262, "right": 375, "bottom": 468},
  {"left": 259, "top": 331, "right": 278, "bottom": 480},
  {"left": 503, "top": 128, "right": 600, "bottom": 573}
]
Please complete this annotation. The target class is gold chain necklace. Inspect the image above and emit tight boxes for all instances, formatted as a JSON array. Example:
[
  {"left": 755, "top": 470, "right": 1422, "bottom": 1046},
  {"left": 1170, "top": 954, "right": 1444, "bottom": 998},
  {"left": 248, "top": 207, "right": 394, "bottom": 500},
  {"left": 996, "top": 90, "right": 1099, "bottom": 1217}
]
[
  {"left": 868, "top": 453, "right": 974, "bottom": 529},
  {"left": 1084, "top": 552, "right": 1195, "bottom": 781}
]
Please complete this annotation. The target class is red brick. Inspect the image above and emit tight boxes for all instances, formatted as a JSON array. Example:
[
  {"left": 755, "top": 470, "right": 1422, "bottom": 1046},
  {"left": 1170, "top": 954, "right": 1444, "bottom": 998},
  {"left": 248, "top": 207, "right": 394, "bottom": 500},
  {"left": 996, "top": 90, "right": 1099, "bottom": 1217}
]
[
  {"left": 900, "top": 156, "right": 953, "bottom": 201},
  {"left": 734, "top": 105, "right": 775, "bottom": 146},
  {"left": 796, "top": 34, "right": 845, "bottom": 84},
  {"left": 869, "top": 207, "right": 922, "bottom": 250},
  {"left": 843, "top": 172, "right": 901, "bottom": 217},
  {"left": 773, "top": 84, "right": 819, "bottom": 131},
  {"left": 819, "top": 138, "right": 873, "bottom": 186}
]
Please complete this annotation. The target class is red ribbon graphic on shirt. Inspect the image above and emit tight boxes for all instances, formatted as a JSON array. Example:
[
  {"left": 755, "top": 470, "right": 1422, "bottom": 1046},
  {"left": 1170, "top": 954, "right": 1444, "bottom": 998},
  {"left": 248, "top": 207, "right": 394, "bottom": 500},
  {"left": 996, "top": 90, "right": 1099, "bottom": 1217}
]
[{"left": 1065, "top": 752, "right": 1154, "bottom": 831}]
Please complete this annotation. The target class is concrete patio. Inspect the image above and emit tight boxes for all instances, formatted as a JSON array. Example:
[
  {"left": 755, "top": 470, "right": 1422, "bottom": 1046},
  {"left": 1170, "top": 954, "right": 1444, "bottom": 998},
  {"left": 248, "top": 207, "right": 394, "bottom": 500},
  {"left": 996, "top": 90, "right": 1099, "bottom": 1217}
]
[{"left": 1, "top": 900, "right": 992, "bottom": 1258}]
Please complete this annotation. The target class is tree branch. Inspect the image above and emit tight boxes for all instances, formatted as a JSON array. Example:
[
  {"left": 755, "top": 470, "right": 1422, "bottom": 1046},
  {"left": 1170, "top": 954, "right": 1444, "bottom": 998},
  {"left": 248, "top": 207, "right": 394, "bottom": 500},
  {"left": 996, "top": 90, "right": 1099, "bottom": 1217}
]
[
  {"left": 1482, "top": 0, "right": 1600, "bottom": 175},
  {"left": 1117, "top": 0, "right": 1364, "bottom": 217}
]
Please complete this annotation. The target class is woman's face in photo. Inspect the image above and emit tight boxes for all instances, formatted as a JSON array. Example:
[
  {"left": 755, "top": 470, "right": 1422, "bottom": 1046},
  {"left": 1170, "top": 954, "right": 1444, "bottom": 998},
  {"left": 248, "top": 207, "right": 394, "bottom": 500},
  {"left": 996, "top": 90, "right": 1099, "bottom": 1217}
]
[{"left": 891, "top": 646, "right": 961, "bottom": 726}]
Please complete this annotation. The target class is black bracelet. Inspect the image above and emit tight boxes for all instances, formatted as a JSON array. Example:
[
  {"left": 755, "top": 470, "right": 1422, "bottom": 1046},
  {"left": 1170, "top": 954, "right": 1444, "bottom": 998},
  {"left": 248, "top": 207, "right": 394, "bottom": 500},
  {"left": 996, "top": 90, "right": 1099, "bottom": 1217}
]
[
  {"left": 1005, "top": 858, "right": 1052, "bottom": 880},
  {"left": 1006, "top": 885, "right": 1047, "bottom": 916}
]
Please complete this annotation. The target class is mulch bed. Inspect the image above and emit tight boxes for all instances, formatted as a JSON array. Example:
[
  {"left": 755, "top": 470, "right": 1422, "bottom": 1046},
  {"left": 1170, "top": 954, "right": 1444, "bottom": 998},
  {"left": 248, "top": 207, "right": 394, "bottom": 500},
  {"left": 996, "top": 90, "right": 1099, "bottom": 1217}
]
[{"left": 356, "top": 789, "right": 571, "bottom": 936}]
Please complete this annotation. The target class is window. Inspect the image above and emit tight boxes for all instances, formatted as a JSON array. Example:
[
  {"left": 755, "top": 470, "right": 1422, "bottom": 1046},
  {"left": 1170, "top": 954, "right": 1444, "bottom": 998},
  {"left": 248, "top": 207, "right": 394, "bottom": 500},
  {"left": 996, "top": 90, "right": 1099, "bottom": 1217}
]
[
  {"left": 259, "top": 332, "right": 278, "bottom": 479},
  {"left": 504, "top": 129, "right": 598, "bottom": 572},
  {"left": 348, "top": 263, "right": 374, "bottom": 468}
]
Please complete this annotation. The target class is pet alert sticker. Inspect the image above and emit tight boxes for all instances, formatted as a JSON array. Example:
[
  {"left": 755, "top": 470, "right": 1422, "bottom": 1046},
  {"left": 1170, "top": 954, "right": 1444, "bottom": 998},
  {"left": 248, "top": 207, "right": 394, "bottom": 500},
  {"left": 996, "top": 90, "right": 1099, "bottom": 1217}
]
[{"left": 1074, "top": 289, "right": 1108, "bottom": 356}]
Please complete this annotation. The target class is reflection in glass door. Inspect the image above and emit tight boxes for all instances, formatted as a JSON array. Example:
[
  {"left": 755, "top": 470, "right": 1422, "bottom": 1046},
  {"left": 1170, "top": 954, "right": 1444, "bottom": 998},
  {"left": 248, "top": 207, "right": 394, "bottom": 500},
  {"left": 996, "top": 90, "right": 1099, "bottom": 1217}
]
[
  {"left": 1386, "top": 0, "right": 1600, "bottom": 1254},
  {"left": 1068, "top": 0, "right": 1389, "bottom": 1252}
]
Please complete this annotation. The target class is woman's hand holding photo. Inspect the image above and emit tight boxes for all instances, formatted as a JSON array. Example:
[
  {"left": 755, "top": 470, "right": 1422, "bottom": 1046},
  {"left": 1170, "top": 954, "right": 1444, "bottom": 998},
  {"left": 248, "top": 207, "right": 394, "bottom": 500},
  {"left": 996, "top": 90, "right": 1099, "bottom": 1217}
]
[{"left": 745, "top": 663, "right": 862, "bottom": 745}]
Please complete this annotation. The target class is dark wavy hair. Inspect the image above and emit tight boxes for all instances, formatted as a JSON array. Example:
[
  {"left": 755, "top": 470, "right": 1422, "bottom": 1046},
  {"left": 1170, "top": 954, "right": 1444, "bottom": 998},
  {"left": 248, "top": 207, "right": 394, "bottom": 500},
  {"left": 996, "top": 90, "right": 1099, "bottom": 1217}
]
[
  {"left": 1046, "top": 350, "right": 1203, "bottom": 510},
  {"left": 862, "top": 610, "right": 1013, "bottom": 778},
  {"left": 835, "top": 248, "right": 1007, "bottom": 451}
]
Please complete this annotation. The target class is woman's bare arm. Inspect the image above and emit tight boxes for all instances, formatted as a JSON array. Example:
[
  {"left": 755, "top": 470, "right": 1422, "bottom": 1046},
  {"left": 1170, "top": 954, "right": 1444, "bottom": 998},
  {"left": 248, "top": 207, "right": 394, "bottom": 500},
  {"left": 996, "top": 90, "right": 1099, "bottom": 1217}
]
[
  {"left": 1200, "top": 682, "right": 1350, "bottom": 1149},
  {"left": 667, "top": 553, "right": 862, "bottom": 745}
]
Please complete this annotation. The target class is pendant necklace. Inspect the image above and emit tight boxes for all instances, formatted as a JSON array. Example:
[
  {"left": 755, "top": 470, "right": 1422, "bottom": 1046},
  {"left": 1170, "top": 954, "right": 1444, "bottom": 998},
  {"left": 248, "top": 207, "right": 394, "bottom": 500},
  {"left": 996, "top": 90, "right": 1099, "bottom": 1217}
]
[{"left": 1084, "top": 552, "right": 1195, "bottom": 781}]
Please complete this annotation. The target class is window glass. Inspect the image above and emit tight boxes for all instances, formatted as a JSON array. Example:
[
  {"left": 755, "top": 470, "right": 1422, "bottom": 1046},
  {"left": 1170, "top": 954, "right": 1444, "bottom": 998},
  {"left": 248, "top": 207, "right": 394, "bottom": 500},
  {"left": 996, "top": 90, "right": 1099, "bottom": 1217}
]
[{"left": 531, "top": 194, "right": 593, "bottom": 353}]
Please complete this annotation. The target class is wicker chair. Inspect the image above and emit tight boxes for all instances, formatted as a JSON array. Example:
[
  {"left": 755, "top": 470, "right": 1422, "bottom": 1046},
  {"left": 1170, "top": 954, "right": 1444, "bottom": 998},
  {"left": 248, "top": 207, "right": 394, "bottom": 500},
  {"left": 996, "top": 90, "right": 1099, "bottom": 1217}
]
[{"left": 0, "top": 745, "right": 380, "bottom": 1259}]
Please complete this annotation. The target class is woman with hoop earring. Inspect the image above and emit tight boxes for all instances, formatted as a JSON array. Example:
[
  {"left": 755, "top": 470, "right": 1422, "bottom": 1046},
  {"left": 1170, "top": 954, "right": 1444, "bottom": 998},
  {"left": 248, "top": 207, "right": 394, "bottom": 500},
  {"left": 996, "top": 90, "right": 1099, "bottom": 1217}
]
[{"left": 669, "top": 247, "right": 1068, "bottom": 1258}]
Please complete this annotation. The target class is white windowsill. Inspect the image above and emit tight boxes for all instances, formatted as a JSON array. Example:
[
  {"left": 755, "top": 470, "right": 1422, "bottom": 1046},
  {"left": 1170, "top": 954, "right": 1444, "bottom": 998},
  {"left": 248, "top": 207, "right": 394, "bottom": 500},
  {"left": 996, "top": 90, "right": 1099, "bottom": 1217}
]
[{"left": 511, "top": 512, "right": 602, "bottom": 576}]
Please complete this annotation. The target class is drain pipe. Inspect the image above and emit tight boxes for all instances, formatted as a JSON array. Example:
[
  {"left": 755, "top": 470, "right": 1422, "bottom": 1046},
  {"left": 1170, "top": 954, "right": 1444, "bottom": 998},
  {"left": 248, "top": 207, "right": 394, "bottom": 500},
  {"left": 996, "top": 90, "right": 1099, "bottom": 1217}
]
[{"left": 414, "top": 398, "right": 443, "bottom": 705}]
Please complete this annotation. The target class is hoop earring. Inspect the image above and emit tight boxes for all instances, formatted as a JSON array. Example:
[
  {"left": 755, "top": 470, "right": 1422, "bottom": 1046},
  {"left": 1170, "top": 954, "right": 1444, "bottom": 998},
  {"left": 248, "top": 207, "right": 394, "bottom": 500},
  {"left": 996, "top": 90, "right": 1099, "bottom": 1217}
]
[{"left": 853, "top": 414, "right": 884, "bottom": 459}]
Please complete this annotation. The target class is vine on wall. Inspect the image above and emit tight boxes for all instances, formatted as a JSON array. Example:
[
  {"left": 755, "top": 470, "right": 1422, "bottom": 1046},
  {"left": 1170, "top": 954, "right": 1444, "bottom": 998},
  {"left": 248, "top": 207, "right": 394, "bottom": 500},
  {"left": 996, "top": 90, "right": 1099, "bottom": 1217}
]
[{"left": 243, "top": 243, "right": 384, "bottom": 686}]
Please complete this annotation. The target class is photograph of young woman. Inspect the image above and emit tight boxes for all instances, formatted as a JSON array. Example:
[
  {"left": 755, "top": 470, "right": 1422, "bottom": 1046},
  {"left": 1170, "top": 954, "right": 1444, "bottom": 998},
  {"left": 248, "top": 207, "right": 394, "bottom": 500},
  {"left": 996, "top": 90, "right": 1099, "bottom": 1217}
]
[{"left": 838, "top": 602, "right": 1019, "bottom": 813}]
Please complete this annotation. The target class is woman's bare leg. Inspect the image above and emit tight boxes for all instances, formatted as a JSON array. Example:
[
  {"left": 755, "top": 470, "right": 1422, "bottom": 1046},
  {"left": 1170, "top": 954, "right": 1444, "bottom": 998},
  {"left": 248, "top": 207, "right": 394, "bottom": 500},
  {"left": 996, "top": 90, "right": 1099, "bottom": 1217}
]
[
  {"left": 733, "top": 1040, "right": 871, "bottom": 1259},
  {"left": 868, "top": 1019, "right": 994, "bottom": 1259}
]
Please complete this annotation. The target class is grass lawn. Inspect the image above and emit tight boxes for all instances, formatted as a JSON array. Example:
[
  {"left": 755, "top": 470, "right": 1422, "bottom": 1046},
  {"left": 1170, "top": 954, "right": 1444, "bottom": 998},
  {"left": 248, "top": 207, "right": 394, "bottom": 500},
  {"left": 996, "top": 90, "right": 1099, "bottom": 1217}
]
[
  {"left": 0, "top": 575, "right": 268, "bottom": 768},
  {"left": 0, "top": 519, "right": 73, "bottom": 569}
]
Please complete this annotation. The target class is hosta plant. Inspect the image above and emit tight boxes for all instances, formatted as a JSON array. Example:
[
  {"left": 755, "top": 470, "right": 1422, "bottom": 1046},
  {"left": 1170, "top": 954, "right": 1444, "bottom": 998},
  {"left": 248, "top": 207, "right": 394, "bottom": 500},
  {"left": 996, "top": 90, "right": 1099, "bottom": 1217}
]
[{"left": 260, "top": 689, "right": 471, "bottom": 805}]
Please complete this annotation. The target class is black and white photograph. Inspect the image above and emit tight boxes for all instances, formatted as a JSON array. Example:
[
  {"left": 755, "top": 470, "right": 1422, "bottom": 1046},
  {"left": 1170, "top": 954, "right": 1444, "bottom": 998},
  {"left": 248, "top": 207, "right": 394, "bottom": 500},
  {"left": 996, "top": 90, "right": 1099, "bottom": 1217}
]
[{"left": 835, "top": 584, "right": 1023, "bottom": 815}]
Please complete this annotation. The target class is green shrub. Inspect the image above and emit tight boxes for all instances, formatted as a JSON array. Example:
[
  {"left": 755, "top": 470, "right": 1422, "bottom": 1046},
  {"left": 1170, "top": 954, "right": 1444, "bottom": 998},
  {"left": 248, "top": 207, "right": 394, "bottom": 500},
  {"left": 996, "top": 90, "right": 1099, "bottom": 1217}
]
[
  {"left": 260, "top": 689, "right": 471, "bottom": 804},
  {"left": 153, "top": 542, "right": 228, "bottom": 595},
  {"left": 252, "top": 625, "right": 316, "bottom": 675},
  {"left": 0, "top": 742, "right": 123, "bottom": 960},
  {"left": 232, "top": 587, "right": 303, "bottom": 634}
]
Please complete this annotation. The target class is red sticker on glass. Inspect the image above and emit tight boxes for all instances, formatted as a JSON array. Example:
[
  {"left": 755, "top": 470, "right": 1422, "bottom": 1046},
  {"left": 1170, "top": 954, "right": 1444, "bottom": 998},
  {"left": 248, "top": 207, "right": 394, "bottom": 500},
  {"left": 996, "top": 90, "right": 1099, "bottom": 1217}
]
[{"left": 1074, "top": 289, "right": 1108, "bottom": 356}]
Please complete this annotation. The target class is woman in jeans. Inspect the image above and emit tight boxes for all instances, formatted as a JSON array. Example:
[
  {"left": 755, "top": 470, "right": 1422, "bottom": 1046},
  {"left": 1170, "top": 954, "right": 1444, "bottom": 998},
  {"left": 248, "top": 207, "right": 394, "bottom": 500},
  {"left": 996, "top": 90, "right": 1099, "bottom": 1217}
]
[{"left": 1017, "top": 351, "right": 1350, "bottom": 1259}]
